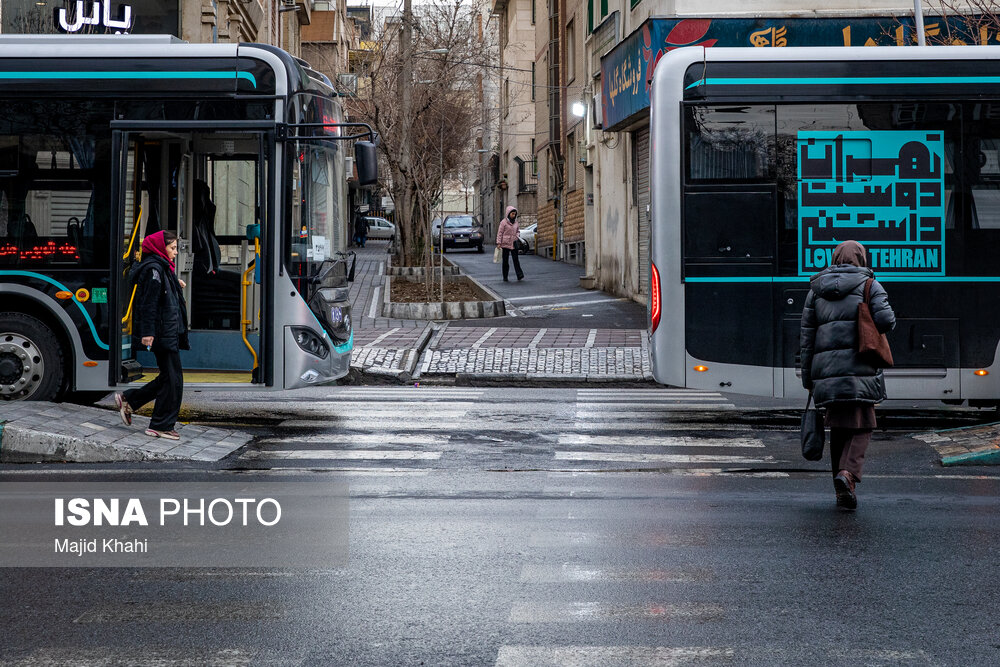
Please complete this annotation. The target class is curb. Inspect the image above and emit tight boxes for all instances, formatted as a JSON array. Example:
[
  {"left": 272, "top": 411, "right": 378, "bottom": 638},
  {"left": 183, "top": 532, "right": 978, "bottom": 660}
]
[
  {"left": 941, "top": 446, "right": 1000, "bottom": 466},
  {"left": 0, "top": 403, "right": 251, "bottom": 464}
]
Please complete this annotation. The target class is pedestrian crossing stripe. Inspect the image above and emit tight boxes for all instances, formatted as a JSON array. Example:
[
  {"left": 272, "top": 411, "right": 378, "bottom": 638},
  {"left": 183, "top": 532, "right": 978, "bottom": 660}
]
[
  {"left": 557, "top": 435, "right": 763, "bottom": 448},
  {"left": 506, "top": 602, "right": 724, "bottom": 623},
  {"left": 257, "top": 434, "right": 450, "bottom": 445},
  {"left": 554, "top": 452, "right": 774, "bottom": 464},
  {"left": 241, "top": 450, "right": 442, "bottom": 460},
  {"left": 494, "top": 647, "right": 933, "bottom": 666},
  {"left": 277, "top": 419, "right": 748, "bottom": 431},
  {"left": 574, "top": 406, "right": 736, "bottom": 416},
  {"left": 575, "top": 396, "right": 728, "bottom": 404},
  {"left": 518, "top": 563, "right": 708, "bottom": 583}
]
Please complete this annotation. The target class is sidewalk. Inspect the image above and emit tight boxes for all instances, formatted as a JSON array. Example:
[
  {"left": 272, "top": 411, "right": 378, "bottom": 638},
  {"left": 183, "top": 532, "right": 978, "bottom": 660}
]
[
  {"left": 0, "top": 401, "right": 251, "bottom": 463},
  {"left": 346, "top": 241, "right": 651, "bottom": 384}
]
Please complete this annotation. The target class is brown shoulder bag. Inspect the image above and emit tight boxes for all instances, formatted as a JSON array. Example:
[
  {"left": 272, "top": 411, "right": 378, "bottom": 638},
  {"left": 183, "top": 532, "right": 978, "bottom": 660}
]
[{"left": 857, "top": 278, "right": 893, "bottom": 368}]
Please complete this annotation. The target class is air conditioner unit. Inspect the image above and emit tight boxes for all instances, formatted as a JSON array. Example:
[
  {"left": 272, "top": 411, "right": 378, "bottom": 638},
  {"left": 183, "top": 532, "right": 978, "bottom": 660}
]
[{"left": 591, "top": 94, "right": 603, "bottom": 130}]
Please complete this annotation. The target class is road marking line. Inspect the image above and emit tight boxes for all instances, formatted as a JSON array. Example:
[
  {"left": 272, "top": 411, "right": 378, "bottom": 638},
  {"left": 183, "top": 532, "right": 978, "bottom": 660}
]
[
  {"left": 364, "top": 327, "right": 400, "bottom": 347},
  {"left": 472, "top": 327, "right": 498, "bottom": 349},
  {"left": 585, "top": 329, "right": 597, "bottom": 348},
  {"left": 578, "top": 390, "right": 724, "bottom": 396},
  {"left": 378, "top": 261, "right": 384, "bottom": 276},
  {"left": 528, "top": 328, "right": 547, "bottom": 348},
  {"left": 231, "top": 468, "right": 431, "bottom": 476},
  {"left": 519, "top": 297, "right": 626, "bottom": 310},
  {"left": 554, "top": 452, "right": 774, "bottom": 464},
  {"left": 518, "top": 563, "right": 709, "bottom": 583},
  {"left": 557, "top": 435, "right": 765, "bottom": 448},
  {"left": 258, "top": 434, "right": 450, "bottom": 445},
  {"left": 312, "top": 401, "right": 475, "bottom": 409},
  {"left": 241, "top": 450, "right": 442, "bottom": 460},
  {"left": 507, "top": 291, "right": 593, "bottom": 302},
  {"left": 367, "top": 285, "right": 381, "bottom": 318},
  {"left": 495, "top": 646, "right": 735, "bottom": 667},
  {"left": 507, "top": 602, "right": 724, "bottom": 623},
  {"left": 576, "top": 399, "right": 731, "bottom": 405},
  {"left": 575, "top": 407, "right": 735, "bottom": 417}
]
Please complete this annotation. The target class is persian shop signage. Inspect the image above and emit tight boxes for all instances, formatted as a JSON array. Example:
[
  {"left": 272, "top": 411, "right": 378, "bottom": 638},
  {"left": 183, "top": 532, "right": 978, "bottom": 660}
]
[
  {"left": 57, "top": 1, "right": 133, "bottom": 33},
  {"left": 1, "top": 0, "right": 178, "bottom": 36},
  {"left": 797, "top": 131, "right": 946, "bottom": 277},
  {"left": 601, "top": 16, "right": 995, "bottom": 131}
]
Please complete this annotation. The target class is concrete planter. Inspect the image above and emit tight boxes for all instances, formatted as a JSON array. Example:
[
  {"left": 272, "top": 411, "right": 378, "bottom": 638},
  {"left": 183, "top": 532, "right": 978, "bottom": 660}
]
[
  {"left": 382, "top": 274, "right": 506, "bottom": 320},
  {"left": 386, "top": 263, "right": 461, "bottom": 277}
]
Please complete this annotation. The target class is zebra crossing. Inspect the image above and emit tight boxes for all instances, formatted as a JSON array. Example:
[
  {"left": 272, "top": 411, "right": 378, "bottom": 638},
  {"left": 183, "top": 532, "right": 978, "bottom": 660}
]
[{"left": 238, "top": 386, "right": 779, "bottom": 474}]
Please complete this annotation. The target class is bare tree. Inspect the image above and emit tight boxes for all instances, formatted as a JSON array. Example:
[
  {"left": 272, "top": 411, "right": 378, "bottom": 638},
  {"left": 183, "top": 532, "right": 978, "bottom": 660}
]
[
  {"left": 909, "top": 2, "right": 1000, "bottom": 44},
  {"left": 350, "top": 0, "right": 491, "bottom": 269}
]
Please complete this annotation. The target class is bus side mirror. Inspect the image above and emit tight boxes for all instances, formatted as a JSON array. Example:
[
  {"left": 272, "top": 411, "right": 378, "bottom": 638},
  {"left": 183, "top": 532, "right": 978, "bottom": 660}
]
[{"left": 355, "top": 141, "right": 377, "bottom": 186}]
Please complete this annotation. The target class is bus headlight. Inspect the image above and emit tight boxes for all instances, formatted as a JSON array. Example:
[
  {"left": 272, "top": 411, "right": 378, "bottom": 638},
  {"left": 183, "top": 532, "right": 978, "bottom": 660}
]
[{"left": 291, "top": 326, "right": 329, "bottom": 359}]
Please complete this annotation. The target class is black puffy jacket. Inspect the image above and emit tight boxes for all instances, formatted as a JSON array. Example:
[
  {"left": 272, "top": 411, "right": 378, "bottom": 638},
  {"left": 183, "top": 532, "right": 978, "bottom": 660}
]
[
  {"left": 800, "top": 265, "right": 895, "bottom": 406},
  {"left": 132, "top": 255, "right": 189, "bottom": 352}
]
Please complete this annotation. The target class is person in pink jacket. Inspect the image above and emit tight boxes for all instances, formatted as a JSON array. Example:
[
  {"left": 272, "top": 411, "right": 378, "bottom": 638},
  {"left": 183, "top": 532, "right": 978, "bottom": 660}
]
[{"left": 496, "top": 205, "right": 524, "bottom": 281}]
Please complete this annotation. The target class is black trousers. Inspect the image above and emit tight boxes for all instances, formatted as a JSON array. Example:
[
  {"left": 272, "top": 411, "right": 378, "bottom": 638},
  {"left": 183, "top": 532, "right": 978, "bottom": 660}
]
[
  {"left": 123, "top": 346, "right": 184, "bottom": 431},
  {"left": 502, "top": 247, "right": 523, "bottom": 280}
]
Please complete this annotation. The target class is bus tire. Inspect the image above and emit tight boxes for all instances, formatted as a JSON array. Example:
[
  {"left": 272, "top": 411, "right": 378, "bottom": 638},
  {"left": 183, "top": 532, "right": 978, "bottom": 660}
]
[{"left": 0, "top": 313, "right": 64, "bottom": 402}]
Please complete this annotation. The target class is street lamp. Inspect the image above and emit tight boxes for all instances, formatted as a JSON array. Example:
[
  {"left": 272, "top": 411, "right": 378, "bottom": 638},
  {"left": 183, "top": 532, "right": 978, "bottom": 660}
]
[{"left": 571, "top": 101, "right": 586, "bottom": 118}]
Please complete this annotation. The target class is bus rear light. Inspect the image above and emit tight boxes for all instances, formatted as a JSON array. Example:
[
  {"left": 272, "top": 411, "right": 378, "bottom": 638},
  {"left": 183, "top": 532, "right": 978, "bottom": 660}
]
[
  {"left": 694, "top": 365, "right": 709, "bottom": 372},
  {"left": 975, "top": 369, "right": 989, "bottom": 376},
  {"left": 650, "top": 262, "right": 661, "bottom": 333}
]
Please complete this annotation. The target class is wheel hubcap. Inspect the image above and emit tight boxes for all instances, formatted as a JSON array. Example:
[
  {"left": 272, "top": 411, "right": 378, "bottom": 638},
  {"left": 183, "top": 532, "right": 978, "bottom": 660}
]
[{"left": 0, "top": 332, "right": 44, "bottom": 400}]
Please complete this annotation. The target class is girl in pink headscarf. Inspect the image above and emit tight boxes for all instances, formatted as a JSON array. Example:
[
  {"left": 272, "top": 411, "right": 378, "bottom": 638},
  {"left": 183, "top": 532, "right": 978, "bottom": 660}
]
[{"left": 114, "top": 230, "right": 189, "bottom": 440}]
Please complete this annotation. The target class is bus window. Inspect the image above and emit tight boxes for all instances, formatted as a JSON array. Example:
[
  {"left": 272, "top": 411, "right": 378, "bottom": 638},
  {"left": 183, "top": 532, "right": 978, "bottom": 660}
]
[{"left": 685, "top": 105, "right": 775, "bottom": 183}]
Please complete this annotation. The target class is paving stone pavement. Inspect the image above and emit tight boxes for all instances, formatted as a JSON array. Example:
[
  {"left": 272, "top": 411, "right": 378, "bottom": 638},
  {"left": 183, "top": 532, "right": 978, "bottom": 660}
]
[
  {"left": 0, "top": 401, "right": 251, "bottom": 463},
  {"left": 344, "top": 243, "right": 650, "bottom": 383}
]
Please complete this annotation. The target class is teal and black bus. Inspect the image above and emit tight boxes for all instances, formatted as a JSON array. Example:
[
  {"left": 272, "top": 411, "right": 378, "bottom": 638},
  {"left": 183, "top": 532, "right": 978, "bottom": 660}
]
[
  {"left": 650, "top": 46, "right": 1000, "bottom": 404},
  {"left": 0, "top": 35, "right": 376, "bottom": 401}
]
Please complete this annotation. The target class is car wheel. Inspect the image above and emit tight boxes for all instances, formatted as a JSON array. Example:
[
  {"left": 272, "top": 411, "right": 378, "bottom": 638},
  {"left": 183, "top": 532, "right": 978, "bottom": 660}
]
[{"left": 0, "top": 313, "right": 64, "bottom": 402}]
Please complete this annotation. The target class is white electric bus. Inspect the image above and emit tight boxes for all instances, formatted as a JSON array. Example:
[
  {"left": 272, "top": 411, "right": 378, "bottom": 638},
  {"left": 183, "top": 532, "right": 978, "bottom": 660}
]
[
  {"left": 0, "top": 35, "right": 377, "bottom": 401},
  {"left": 650, "top": 46, "right": 1000, "bottom": 405}
]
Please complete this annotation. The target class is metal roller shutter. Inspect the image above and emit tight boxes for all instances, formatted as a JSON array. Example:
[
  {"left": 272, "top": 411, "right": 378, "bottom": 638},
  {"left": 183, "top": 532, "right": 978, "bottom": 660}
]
[{"left": 635, "top": 127, "right": 650, "bottom": 296}]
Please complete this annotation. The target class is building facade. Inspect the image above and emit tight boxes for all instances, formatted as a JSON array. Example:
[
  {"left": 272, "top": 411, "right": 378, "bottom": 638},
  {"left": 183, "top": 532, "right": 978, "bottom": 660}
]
[{"left": 512, "top": 1, "right": 982, "bottom": 305}]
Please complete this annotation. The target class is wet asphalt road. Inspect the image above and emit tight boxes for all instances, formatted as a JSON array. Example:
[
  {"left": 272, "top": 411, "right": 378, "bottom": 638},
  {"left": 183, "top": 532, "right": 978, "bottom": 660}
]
[{"left": 1, "top": 387, "right": 999, "bottom": 666}]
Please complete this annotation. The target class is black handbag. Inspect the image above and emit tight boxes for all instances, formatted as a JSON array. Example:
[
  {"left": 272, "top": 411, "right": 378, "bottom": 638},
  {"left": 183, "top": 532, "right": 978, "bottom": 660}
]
[{"left": 801, "top": 392, "right": 825, "bottom": 461}]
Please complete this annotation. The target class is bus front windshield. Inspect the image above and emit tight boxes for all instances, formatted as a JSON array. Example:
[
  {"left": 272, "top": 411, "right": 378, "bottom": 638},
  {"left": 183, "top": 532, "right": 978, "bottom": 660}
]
[{"left": 289, "top": 141, "right": 347, "bottom": 295}]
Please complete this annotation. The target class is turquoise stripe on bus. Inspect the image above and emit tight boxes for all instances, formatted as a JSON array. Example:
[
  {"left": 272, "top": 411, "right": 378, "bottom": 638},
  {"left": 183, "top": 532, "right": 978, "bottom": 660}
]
[
  {"left": 333, "top": 330, "right": 354, "bottom": 355},
  {"left": 685, "top": 276, "right": 1000, "bottom": 283},
  {"left": 686, "top": 76, "right": 1000, "bottom": 90},
  {"left": 0, "top": 71, "right": 257, "bottom": 89},
  {"left": 0, "top": 270, "right": 110, "bottom": 350}
]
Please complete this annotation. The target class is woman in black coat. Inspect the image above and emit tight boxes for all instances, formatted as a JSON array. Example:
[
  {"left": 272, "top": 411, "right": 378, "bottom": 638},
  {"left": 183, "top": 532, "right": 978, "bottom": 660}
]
[
  {"left": 800, "top": 240, "right": 895, "bottom": 510},
  {"left": 114, "top": 230, "right": 190, "bottom": 440}
]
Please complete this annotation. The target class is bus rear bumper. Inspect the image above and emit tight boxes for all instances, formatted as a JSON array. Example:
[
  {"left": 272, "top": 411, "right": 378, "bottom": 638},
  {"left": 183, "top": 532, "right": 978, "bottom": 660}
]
[{"left": 283, "top": 327, "right": 352, "bottom": 389}]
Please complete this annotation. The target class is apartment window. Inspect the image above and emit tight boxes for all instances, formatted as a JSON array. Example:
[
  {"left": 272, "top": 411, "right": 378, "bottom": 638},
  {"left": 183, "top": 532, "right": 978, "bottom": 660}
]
[
  {"left": 588, "top": 0, "right": 593, "bottom": 33},
  {"left": 530, "top": 139, "right": 536, "bottom": 176},
  {"left": 531, "top": 0, "right": 536, "bottom": 25},
  {"left": 566, "top": 20, "right": 576, "bottom": 83},
  {"left": 504, "top": 78, "right": 510, "bottom": 118},
  {"left": 531, "top": 63, "right": 536, "bottom": 101}
]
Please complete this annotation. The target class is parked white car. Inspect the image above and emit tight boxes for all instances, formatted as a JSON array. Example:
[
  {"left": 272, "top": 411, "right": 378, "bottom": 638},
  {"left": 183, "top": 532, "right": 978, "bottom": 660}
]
[
  {"left": 518, "top": 223, "right": 537, "bottom": 253},
  {"left": 365, "top": 216, "right": 395, "bottom": 240}
]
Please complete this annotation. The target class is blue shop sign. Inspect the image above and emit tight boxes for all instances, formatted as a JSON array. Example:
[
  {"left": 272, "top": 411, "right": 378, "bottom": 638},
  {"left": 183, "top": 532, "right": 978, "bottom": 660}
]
[{"left": 601, "top": 15, "right": 993, "bottom": 131}]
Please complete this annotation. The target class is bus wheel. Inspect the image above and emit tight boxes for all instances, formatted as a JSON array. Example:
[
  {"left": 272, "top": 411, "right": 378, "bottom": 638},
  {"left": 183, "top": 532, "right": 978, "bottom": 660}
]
[{"left": 0, "top": 313, "right": 64, "bottom": 402}]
